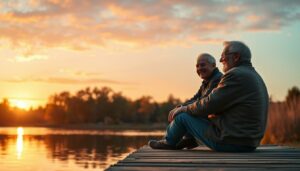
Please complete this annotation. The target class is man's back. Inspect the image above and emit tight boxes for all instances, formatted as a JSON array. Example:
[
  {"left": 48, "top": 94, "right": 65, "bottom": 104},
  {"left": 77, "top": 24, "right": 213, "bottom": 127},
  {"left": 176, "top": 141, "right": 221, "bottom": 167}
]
[{"left": 208, "top": 64, "right": 269, "bottom": 147}]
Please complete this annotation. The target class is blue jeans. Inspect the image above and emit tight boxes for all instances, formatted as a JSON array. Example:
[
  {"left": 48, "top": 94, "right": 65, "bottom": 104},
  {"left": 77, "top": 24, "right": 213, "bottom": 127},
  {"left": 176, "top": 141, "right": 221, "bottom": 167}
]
[{"left": 165, "top": 113, "right": 256, "bottom": 152}]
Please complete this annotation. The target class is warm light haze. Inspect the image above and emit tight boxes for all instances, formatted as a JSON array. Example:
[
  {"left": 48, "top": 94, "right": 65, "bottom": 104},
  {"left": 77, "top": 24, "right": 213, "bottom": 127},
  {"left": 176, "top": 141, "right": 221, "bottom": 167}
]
[
  {"left": 10, "top": 99, "right": 31, "bottom": 110},
  {"left": 0, "top": 0, "right": 300, "bottom": 108}
]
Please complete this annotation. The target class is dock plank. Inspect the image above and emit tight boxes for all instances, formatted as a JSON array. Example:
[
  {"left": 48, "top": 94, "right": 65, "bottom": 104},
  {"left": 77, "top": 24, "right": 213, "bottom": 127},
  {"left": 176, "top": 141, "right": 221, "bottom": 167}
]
[{"left": 106, "top": 145, "right": 300, "bottom": 171}]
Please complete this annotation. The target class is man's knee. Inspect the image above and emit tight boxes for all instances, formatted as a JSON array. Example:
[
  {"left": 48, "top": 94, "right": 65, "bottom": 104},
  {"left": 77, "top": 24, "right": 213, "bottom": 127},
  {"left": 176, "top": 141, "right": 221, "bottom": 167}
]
[
  {"left": 174, "top": 112, "right": 192, "bottom": 122},
  {"left": 174, "top": 112, "right": 211, "bottom": 127}
]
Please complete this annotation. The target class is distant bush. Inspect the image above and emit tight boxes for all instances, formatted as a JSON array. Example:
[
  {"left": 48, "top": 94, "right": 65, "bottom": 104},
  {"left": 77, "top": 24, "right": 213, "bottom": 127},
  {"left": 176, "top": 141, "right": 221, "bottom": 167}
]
[{"left": 262, "top": 86, "right": 300, "bottom": 144}]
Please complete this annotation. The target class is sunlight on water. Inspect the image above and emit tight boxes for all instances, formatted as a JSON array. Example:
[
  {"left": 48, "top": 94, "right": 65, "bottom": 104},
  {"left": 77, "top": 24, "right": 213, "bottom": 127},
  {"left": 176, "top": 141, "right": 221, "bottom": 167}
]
[
  {"left": 0, "top": 127, "right": 163, "bottom": 171},
  {"left": 16, "top": 127, "right": 23, "bottom": 159},
  {"left": 0, "top": 127, "right": 165, "bottom": 136}
]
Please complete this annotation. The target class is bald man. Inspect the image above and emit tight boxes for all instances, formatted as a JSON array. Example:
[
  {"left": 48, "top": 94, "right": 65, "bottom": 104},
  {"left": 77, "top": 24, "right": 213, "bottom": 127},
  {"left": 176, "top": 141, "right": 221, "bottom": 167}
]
[
  {"left": 167, "top": 53, "right": 223, "bottom": 149},
  {"left": 182, "top": 53, "right": 223, "bottom": 106}
]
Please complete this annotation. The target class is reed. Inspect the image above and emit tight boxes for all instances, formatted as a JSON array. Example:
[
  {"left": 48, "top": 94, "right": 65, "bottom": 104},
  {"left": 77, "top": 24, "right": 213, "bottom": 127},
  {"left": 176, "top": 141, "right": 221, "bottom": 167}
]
[{"left": 262, "top": 97, "right": 300, "bottom": 144}]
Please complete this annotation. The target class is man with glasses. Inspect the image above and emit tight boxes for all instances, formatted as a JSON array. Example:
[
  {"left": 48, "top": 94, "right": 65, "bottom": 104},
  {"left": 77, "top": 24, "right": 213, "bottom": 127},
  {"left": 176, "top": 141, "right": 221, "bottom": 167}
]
[{"left": 149, "top": 41, "right": 269, "bottom": 152}]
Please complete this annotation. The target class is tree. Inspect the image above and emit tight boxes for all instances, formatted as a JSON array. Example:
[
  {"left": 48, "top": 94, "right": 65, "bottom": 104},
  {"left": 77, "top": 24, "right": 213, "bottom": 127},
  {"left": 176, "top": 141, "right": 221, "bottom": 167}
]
[
  {"left": 286, "top": 86, "right": 300, "bottom": 108},
  {"left": 133, "top": 96, "right": 156, "bottom": 123},
  {"left": 93, "top": 87, "right": 113, "bottom": 122},
  {"left": 286, "top": 86, "right": 300, "bottom": 102},
  {"left": 157, "top": 95, "right": 182, "bottom": 122},
  {"left": 111, "top": 92, "right": 132, "bottom": 123},
  {"left": 0, "top": 99, "right": 12, "bottom": 125}
]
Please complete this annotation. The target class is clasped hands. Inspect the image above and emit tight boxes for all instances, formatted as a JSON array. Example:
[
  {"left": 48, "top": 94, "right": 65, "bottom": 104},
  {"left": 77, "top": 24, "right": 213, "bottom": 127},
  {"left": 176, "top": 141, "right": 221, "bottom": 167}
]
[{"left": 168, "top": 105, "right": 188, "bottom": 122}]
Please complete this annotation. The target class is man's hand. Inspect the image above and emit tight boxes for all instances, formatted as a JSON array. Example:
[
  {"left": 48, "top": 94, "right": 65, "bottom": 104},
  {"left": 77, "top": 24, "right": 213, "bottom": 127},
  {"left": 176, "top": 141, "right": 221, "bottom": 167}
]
[
  {"left": 168, "top": 107, "right": 179, "bottom": 122},
  {"left": 168, "top": 106, "right": 188, "bottom": 122},
  {"left": 208, "top": 114, "right": 217, "bottom": 119}
]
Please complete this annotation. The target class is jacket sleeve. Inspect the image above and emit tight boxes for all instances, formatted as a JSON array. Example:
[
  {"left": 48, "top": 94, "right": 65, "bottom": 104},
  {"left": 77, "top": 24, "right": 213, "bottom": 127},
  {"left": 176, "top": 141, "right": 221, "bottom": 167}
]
[
  {"left": 187, "top": 70, "right": 246, "bottom": 117},
  {"left": 182, "top": 89, "right": 202, "bottom": 106}
]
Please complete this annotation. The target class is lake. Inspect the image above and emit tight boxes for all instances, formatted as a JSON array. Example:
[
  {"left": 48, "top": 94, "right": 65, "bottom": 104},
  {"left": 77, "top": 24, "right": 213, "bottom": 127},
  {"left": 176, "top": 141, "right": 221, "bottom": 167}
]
[{"left": 0, "top": 127, "right": 164, "bottom": 171}]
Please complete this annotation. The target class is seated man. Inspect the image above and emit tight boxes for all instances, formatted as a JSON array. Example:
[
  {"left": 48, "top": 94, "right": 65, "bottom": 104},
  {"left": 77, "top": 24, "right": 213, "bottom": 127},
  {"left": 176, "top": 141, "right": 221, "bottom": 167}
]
[
  {"left": 170, "top": 53, "right": 223, "bottom": 149},
  {"left": 149, "top": 41, "right": 269, "bottom": 152},
  {"left": 180, "top": 53, "right": 223, "bottom": 106}
]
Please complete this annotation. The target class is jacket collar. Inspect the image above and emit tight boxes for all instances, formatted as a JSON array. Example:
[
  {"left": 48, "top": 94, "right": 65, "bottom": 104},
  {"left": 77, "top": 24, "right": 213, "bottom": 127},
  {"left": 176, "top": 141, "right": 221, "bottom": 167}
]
[
  {"left": 202, "top": 68, "right": 220, "bottom": 85},
  {"left": 236, "top": 60, "right": 253, "bottom": 67}
]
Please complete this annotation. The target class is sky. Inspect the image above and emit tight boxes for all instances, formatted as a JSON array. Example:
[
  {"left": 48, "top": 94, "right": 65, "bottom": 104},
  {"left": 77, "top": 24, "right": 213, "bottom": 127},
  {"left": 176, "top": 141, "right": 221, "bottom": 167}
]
[{"left": 0, "top": 0, "right": 300, "bottom": 108}]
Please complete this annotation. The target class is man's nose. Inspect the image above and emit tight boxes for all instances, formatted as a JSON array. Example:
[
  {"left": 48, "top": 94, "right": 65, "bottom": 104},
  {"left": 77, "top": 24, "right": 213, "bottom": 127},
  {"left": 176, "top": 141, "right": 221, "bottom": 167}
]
[{"left": 219, "top": 57, "right": 225, "bottom": 62}]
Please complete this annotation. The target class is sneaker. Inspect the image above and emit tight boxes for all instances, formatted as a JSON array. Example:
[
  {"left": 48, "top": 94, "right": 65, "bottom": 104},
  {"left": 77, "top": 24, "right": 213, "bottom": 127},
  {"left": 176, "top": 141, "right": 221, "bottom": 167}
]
[
  {"left": 148, "top": 139, "right": 176, "bottom": 150},
  {"left": 176, "top": 137, "right": 198, "bottom": 149}
]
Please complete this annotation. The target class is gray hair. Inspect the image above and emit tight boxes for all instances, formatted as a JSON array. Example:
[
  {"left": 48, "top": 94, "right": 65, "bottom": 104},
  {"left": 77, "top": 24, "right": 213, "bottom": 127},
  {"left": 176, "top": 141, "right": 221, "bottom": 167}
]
[
  {"left": 223, "top": 41, "right": 251, "bottom": 62},
  {"left": 197, "top": 53, "right": 216, "bottom": 64}
]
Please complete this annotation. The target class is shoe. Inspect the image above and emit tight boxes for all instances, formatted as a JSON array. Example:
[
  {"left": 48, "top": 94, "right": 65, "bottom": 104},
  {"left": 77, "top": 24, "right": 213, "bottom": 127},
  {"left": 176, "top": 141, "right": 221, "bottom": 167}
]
[
  {"left": 148, "top": 139, "right": 176, "bottom": 150},
  {"left": 176, "top": 137, "right": 198, "bottom": 149}
]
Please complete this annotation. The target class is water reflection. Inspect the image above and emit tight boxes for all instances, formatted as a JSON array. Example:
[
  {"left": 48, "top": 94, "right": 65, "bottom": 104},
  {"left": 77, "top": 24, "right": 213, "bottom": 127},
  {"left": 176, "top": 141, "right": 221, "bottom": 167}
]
[
  {"left": 44, "top": 134, "right": 156, "bottom": 169},
  {"left": 16, "top": 127, "right": 23, "bottom": 159},
  {"left": 0, "top": 127, "right": 163, "bottom": 171}
]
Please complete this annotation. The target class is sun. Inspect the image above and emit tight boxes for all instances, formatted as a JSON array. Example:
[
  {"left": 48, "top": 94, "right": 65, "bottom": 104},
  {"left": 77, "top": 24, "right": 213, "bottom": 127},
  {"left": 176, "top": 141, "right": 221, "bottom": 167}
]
[{"left": 10, "top": 99, "right": 31, "bottom": 110}]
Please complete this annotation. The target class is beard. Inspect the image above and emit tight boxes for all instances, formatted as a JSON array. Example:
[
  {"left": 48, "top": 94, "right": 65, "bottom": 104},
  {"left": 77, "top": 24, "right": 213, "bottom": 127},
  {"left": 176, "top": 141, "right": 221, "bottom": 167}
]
[{"left": 222, "top": 65, "right": 228, "bottom": 72}]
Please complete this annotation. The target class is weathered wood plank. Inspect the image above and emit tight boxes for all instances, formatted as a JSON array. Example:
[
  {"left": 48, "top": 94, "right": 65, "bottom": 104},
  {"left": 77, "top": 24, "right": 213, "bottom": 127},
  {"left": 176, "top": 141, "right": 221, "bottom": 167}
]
[
  {"left": 138, "top": 145, "right": 299, "bottom": 151},
  {"left": 129, "top": 153, "right": 300, "bottom": 157},
  {"left": 108, "top": 166, "right": 300, "bottom": 171},
  {"left": 120, "top": 158, "right": 300, "bottom": 164},
  {"left": 113, "top": 162, "right": 300, "bottom": 168},
  {"left": 106, "top": 145, "right": 300, "bottom": 171}
]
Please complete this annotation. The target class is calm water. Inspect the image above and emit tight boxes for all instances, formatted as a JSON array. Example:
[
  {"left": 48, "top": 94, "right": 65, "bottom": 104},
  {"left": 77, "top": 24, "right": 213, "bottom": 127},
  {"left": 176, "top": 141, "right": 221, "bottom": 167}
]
[{"left": 0, "top": 127, "right": 164, "bottom": 171}]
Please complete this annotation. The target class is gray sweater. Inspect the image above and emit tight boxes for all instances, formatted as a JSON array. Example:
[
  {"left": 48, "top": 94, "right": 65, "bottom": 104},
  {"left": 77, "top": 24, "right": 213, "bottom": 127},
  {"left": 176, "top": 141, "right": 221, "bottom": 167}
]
[{"left": 187, "top": 62, "right": 269, "bottom": 147}]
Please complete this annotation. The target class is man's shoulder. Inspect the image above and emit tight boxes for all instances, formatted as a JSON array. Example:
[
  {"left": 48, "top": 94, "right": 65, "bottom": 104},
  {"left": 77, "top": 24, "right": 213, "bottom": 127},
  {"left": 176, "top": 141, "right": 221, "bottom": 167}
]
[
  {"left": 225, "top": 66, "right": 263, "bottom": 86},
  {"left": 225, "top": 66, "right": 254, "bottom": 77},
  {"left": 210, "top": 68, "right": 223, "bottom": 82},
  {"left": 215, "top": 69, "right": 223, "bottom": 77}
]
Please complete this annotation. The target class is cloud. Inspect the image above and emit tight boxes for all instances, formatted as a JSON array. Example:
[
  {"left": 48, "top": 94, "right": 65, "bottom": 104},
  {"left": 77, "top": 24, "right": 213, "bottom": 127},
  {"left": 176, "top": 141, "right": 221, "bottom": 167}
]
[
  {"left": 0, "top": 0, "right": 300, "bottom": 52},
  {"left": 4, "top": 76, "right": 126, "bottom": 85},
  {"left": 59, "top": 68, "right": 101, "bottom": 77},
  {"left": 10, "top": 54, "right": 48, "bottom": 62}
]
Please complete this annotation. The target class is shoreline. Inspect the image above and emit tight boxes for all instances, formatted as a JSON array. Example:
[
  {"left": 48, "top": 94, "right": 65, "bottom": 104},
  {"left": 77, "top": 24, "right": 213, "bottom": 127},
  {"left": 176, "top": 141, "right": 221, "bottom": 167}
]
[{"left": 0, "top": 123, "right": 167, "bottom": 131}]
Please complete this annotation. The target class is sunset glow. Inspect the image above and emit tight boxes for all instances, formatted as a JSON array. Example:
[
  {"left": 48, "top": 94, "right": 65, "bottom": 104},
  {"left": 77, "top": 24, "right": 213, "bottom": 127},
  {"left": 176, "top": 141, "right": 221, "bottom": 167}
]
[
  {"left": 0, "top": 0, "right": 299, "bottom": 104},
  {"left": 9, "top": 99, "right": 31, "bottom": 110}
]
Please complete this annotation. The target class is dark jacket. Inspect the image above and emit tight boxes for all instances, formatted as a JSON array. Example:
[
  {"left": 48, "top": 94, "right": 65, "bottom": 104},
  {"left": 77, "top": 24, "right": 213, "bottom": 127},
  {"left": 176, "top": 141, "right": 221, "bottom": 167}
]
[
  {"left": 187, "top": 62, "right": 269, "bottom": 147},
  {"left": 183, "top": 68, "right": 223, "bottom": 106}
]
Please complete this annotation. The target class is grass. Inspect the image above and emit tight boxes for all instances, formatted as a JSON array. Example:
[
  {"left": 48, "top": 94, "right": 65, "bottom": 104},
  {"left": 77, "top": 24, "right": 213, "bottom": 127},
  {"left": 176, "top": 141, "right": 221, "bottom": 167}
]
[{"left": 262, "top": 98, "right": 300, "bottom": 145}]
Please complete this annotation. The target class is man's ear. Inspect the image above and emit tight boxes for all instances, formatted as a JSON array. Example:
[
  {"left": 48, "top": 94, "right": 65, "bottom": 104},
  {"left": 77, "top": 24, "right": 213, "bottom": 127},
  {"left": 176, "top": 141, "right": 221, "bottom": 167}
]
[{"left": 233, "top": 53, "right": 240, "bottom": 63}]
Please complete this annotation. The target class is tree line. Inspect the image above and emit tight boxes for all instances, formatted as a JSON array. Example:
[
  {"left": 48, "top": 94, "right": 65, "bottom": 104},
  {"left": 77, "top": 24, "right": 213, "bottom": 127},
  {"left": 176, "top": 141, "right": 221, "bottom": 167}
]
[
  {"left": 0, "top": 86, "right": 299, "bottom": 143},
  {"left": 0, "top": 87, "right": 181, "bottom": 125}
]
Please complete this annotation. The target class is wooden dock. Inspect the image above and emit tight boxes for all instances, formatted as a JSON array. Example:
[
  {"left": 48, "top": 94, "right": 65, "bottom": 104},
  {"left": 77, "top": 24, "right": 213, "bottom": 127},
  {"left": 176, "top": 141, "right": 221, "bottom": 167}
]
[{"left": 106, "top": 145, "right": 300, "bottom": 170}]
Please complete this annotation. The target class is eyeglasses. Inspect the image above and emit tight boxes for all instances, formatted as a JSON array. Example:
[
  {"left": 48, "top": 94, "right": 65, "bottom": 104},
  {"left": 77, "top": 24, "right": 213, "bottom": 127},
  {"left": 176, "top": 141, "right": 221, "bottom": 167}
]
[{"left": 220, "top": 52, "right": 236, "bottom": 62}]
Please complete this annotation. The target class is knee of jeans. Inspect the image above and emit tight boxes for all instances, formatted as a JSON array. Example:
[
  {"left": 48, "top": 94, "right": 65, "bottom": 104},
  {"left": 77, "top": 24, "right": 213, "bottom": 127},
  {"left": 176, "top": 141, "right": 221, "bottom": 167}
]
[{"left": 174, "top": 112, "right": 190, "bottom": 122}]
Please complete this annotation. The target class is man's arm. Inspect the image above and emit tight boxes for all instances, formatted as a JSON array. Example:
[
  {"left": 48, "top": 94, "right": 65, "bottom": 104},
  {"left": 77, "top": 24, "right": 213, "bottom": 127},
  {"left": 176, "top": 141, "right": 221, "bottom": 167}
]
[
  {"left": 182, "top": 89, "right": 201, "bottom": 106},
  {"left": 186, "top": 70, "right": 245, "bottom": 117}
]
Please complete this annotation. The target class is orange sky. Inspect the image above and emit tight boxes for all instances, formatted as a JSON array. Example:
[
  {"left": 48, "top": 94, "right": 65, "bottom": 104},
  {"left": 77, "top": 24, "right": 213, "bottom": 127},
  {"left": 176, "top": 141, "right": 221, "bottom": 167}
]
[{"left": 0, "top": 0, "right": 300, "bottom": 108}]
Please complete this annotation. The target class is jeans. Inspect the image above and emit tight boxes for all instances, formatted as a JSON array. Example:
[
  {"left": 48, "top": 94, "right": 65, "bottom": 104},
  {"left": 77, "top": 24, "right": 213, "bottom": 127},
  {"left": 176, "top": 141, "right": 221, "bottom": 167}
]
[{"left": 165, "top": 113, "right": 256, "bottom": 152}]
